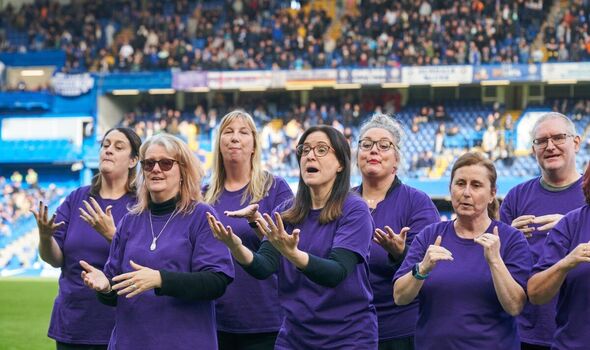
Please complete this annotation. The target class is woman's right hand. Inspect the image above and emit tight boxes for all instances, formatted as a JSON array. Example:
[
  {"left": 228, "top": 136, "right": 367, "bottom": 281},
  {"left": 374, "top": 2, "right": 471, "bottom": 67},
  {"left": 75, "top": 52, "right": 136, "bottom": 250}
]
[
  {"left": 207, "top": 212, "right": 243, "bottom": 250},
  {"left": 419, "top": 235, "right": 453, "bottom": 274},
  {"left": 30, "top": 201, "right": 64, "bottom": 240},
  {"left": 80, "top": 260, "right": 111, "bottom": 293},
  {"left": 224, "top": 203, "right": 261, "bottom": 223}
]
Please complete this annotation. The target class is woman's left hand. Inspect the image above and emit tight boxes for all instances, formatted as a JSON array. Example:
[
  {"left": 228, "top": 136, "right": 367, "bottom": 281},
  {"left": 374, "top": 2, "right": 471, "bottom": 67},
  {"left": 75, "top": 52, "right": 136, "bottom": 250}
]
[
  {"left": 374, "top": 226, "right": 410, "bottom": 260},
  {"left": 79, "top": 197, "right": 116, "bottom": 241},
  {"left": 112, "top": 260, "right": 162, "bottom": 298},
  {"left": 474, "top": 226, "right": 502, "bottom": 265},
  {"left": 257, "top": 212, "right": 301, "bottom": 259}
]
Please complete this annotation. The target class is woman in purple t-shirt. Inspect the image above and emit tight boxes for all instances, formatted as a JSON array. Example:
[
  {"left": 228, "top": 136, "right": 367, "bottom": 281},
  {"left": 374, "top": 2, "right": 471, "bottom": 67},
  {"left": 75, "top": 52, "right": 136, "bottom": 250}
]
[
  {"left": 394, "top": 152, "right": 532, "bottom": 350},
  {"left": 528, "top": 162, "right": 590, "bottom": 350},
  {"left": 209, "top": 126, "right": 378, "bottom": 349},
  {"left": 355, "top": 113, "right": 440, "bottom": 350},
  {"left": 32, "top": 128, "right": 141, "bottom": 350},
  {"left": 80, "top": 134, "right": 235, "bottom": 350},
  {"left": 204, "top": 110, "right": 293, "bottom": 350}
]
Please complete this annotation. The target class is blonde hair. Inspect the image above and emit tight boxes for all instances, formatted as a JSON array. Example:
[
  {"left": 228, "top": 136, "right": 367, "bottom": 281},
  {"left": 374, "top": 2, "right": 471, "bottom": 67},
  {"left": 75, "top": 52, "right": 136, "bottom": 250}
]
[
  {"left": 130, "top": 133, "right": 204, "bottom": 215},
  {"left": 205, "top": 110, "right": 272, "bottom": 205}
]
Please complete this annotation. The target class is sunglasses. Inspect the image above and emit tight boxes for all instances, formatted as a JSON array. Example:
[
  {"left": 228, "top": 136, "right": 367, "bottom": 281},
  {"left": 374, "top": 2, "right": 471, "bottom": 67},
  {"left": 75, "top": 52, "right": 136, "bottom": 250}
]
[{"left": 140, "top": 158, "right": 178, "bottom": 172}]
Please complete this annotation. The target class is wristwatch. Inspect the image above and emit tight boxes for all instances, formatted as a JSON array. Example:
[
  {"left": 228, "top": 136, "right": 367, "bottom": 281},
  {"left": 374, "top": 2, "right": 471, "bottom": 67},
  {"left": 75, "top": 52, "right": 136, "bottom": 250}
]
[{"left": 412, "top": 262, "right": 430, "bottom": 280}]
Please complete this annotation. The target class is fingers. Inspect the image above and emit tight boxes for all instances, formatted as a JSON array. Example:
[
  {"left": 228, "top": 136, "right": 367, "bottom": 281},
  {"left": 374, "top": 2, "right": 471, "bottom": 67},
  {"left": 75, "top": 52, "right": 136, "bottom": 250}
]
[
  {"left": 434, "top": 235, "right": 442, "bottom": 246},
  {"left": 262, "top": 213, "right": 278, "bottom": 233},
  {"left": 82, "top": 200, "right": 99, "bottom": 218},
  {"left": 105, "top": 205, "right": 113, "bottom": 217},
  {"left": 89, "top": 197, "right": 105, "bottom": 216},
  {"left": 512, "top": 215, "right": 535, "bottom": 228},
  {"left": 274, "top": 212, "right": 285, "bottom": 232},
  {"left": 399, "top": 227, "right": 410, "bottom": 241},
  {"left": 112, "top": 272, "right": 133, "bottom": 283},
  {"left": 79, "top": 260, "right": 95, "bottom": 272},
  {"left": 533, "top": 214, "right": 561, "bottom": 225},
  {"left": 537, "top": 222, "right": 555, "bottom": 231},
  {"left": 113, "top": 279, "right": 136, "bottom": 295},
  {"left": 492, "top": 226, "right": 499, "bottom": 236},
  {"left": 42, "top": 203, "right": 49, "bottom": 223},
  {"left": 430, "top": 251, "right": 454, "bottom": 262},
  {"left": 79, "top": 207, "right": 93, "bottom": 224},
  {"left": 291, "top": 228, "right": 300, "bottom": 242}
]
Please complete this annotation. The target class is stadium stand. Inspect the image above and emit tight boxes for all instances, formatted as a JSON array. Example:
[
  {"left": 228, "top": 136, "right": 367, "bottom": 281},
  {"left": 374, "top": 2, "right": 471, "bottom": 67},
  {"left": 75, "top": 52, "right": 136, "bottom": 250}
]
[{"left": 1, "top": 0, "right": 590, "bottom": 277}]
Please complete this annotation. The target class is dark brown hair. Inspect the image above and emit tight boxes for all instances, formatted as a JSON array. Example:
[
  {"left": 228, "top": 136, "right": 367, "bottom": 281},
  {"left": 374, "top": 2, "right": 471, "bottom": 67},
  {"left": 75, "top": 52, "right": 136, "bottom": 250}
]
[
  {"left": 281, "top": 126, "right": 351, "bottom": 224},
  {"left": 450, "top": 152, "right": 499, "bottom": 219},
  {"left": 90, "top": 127, "right": 142, "bottom": 196},
  {"left": 583, "top": 162, "right": 590, "bottom": 205}
]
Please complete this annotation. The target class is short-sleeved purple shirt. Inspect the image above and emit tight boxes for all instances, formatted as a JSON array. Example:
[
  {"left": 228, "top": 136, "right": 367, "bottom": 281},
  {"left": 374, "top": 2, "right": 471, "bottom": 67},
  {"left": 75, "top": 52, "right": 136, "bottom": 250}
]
[
  {"left": 273, "top": 194, "right": 378, "bottom": 349},
  {"left": 500, "top": 176, "right": 585, "bottom": 346},
  {"left": 532, "top": 205, "right": 590, "bottom": 350},
  {"left": 394, "top": 220, "right": 532, "bottom": 350},
  {"left": 353, "top": 182, "right": 440, "bottom": 340},
  {"left": 48, "top": 186, "right": 135, "bottom": 345},
  {"left": 103, "top": 202, "right": 235, "bottom": 350},
  {"left": 211, "top": 176, "right": 293, "bottom": 333}
]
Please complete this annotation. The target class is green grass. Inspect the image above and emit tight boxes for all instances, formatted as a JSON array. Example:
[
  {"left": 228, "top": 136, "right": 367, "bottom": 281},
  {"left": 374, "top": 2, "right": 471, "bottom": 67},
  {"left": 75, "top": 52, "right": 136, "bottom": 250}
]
[{"left": 0, "top": 278, "right": 57, "bottom": 350}]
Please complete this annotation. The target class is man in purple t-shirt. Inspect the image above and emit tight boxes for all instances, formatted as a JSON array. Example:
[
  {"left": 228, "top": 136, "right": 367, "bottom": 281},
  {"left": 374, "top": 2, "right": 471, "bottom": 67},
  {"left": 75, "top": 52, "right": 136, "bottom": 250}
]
[{"left": 500, "top": 112, "right": 585, "bottom": 350}]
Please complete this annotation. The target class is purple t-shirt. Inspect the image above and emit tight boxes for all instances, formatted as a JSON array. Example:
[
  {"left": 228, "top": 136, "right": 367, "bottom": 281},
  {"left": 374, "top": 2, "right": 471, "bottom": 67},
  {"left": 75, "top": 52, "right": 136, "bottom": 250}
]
[
  {"left": 48, "top": 186, "right": 134, "bottom": 345},
  {"left": 353, "top": 182, "right": 440, "bottom": 341},
  {"left": 103, "top": 202, "right": 235, "bottom": 350},
  {"left": 532, "top": 205, "right": 590, "bottom": 350},
  {"left": 211, "top": 176, "right": 293, "bottom": 333},
  {"left": 500, "top": 176, "right": 585, "bottom": 346},
  {"left": 273, "top": 194, "right": 378, "bottom": 350},
  {"left": 394, "top": 220, "right": 532, "bottom": 350}
]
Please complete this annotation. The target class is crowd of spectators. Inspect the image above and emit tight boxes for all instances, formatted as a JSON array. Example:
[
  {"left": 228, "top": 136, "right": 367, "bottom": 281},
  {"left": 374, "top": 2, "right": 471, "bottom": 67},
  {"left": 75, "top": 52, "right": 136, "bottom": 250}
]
[
  {"left": 543, "top": 0, "right": 590, "bottom": 62},
  {"left": 0, "top": 0, "right": 573, "bottom": 73},
  {"left": 115, "top": 97, "right": 558, "bottom": 180},
  {"left": 0, "top": 170, "right": 64, "bottom": 241}
]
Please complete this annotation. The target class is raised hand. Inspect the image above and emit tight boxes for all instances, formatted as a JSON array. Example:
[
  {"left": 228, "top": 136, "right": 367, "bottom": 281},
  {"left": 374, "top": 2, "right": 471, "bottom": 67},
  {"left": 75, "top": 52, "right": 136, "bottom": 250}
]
[
  {"left": 224, "top": 203, "right": 261, "bottom": 222},
  {"left": 30, "top": 201, "right": 65, "bottom": 240},
  {"left": 257, "top": 212, "right": 301, "bottom": 259},
  {"left": 80, "top": 260, "right": 110, "bottom": 293},
  {"left": 533, "top": 214, "right": 564, "bottom": 232},
  {"left": 419, "top": 235, "right": 453, "bottom": 274},
  {"left": 561, "top": 240, "right": 590, "bottom": 270},
  {"left": 207, "top": 212, "right": 243, "bottom": 249},
  {"left": 79, "top": 197, "right": 116, "bottom": 241},
  {"left": 374, "top": 226, "right": 410, "bottom": 260},
  {"left": 112, "top": 260, "right": 162, "bottom": 298},
  {"left": 474, "top": 226, "right": 502, "bottom": 265},
  {"left": 510, "top": 215, "right": 536, "bottom": 238}
]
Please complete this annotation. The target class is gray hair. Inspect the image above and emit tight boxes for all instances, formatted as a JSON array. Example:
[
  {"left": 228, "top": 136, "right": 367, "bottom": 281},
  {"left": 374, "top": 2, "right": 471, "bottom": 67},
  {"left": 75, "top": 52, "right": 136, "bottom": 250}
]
[
  {"left": 530, "top": 112, "right": 577, "bottom": 139},
  {"left": 358, "top": 113, "right": 404, "bottom": 169}
]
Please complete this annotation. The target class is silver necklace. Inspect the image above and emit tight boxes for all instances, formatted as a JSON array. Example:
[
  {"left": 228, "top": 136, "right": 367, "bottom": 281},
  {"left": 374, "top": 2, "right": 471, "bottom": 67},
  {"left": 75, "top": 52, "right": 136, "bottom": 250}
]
[{"left": 148, "top": 209, "right": 179, "bottom": 251}]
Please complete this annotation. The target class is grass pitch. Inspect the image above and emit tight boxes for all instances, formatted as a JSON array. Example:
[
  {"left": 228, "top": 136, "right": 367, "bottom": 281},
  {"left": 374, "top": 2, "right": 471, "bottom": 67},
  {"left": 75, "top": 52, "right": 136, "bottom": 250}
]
[{"left": 0, "top": 278, "right": 57, "bottom": 350}]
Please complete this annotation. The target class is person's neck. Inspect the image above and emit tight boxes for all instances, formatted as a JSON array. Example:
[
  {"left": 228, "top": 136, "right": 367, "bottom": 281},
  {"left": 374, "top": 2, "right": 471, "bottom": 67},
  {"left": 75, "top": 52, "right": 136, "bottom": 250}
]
[
  {"left": 310, "top": 184, "right": 333, "bottom": 210},
  {"left": 224, "top": 161, "right": 252, "bottom": 191},
  {"left": 454, "top": 215, "right": 492, "bottom": 239},
  {"left": 362, "top": 174, "right": 396, "bottom": 201},
  {"left": 149, "top": 195, "right": 178, "bottom": 215},
  {"left": 542, "top": 169, "right": 580, "bottom": 188},
  {"left": 99, "top": 174, "right": 128, "bottom": 199}
]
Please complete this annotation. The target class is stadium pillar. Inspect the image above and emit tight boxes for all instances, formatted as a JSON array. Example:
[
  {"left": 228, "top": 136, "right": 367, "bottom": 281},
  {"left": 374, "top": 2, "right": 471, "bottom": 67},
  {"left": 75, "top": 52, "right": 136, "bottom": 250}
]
[{"left": 176, "top": 91, "right": 185, "bottom": 111}]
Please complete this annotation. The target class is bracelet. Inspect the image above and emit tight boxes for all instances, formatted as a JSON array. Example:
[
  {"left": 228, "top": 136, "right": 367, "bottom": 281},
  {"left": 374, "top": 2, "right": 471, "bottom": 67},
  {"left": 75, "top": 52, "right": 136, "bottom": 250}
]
[
  {"left": 248, "top": 221, "right": 258, "bottom": 228},
  {"left": 412, "top": 262, "right": 430, "bottom": 280}
]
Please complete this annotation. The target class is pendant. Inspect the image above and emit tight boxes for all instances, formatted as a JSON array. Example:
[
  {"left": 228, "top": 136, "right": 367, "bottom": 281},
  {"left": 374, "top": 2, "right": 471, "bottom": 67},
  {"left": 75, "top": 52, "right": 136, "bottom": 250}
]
[{"left": 150, "top": 237, "right": 157, "bottom": 251}]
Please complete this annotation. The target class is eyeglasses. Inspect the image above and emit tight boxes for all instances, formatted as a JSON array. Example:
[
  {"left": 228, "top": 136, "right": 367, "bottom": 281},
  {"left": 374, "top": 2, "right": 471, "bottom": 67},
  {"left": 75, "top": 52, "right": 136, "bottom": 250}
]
[
  {"left": 296, "top": 143, "right": 334, "bottom": 157},
  {"left": 140, "top": 158, "right": 178, "bottom": 172},
  {"left": 532, "top": 133, "right": 574, "bottom": 148},
  {"left": 358, "top": 138, "right": 397, "bottom": 152}
]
